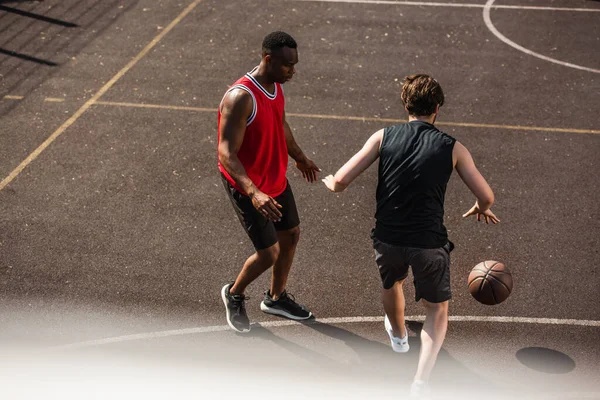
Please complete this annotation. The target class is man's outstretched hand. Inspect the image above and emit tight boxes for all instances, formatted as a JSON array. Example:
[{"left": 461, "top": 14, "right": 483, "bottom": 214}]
[{"left": 295, "top": 156, "right": 321, "bottom": 183}]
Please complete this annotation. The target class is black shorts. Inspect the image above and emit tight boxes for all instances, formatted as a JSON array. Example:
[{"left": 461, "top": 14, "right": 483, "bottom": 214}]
[
  {"left": 372, "top": 237, "right": 454, "bottom": 303},
  {"left": 221, "top": 174, "right": 300, "bottom": 251}
]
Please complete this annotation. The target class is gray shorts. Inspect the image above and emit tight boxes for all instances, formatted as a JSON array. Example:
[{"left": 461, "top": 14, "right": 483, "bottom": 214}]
[{"left": 372, "top": 237, "right": 453, "bottom": 303}]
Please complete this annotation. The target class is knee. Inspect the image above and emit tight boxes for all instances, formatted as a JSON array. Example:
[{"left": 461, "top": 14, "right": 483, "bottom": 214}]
[
  {"left": 281, "top": 227, "right": 300, "bottom": 247},
  {"left": 258, "top": 243, "right": 280, "bottom": 265},
  {"left": 423, "top": 300, "right": 449, "bottom": 314}
]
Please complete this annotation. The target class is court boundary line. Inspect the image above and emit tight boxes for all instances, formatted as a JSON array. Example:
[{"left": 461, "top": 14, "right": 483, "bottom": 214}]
[
  {"left": 284, "top": 0, "right": 600, "bottom": 12},
  {"left": 48, "top": 314, "right": 600, "bottom": 351},
  {"left": 483, "top": 0, "right": 600, "bottom": 74},
  {"left": 93, "top": 100, "right": 600, "bottom": 135},
  {"left": 0, "top": 0, "right": 204, "bottom": 192}
]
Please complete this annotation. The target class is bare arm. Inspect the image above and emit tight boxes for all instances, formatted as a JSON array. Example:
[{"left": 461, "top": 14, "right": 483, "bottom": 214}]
[
  {"left": 322, "top": 129, "right": 383, "bottom": 192},
  {"left": 453, "top": 141, "right": 500, "bottom": 223},
  {"left": 218, "top": 89, "right": 256, "bottom": 195},
  {"left": 218, "top": 89, "right": 282, "bottom": 221},
  {"left": 283, "top": 110, "right": 321, "bottom": 183},
  {"left": 283, "top": 112, "right": 305, "bottom": 163}
]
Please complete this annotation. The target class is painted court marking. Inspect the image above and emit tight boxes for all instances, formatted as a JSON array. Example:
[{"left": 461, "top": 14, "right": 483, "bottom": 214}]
[
  {"left": 286, "top": 0, "right": 600, "bottom": 12},
  {"left": 483, "top": 0, "right": 600, "bottom": 74},
  {"left": 291, "top": 0, "right": 600, "bottom": 73},
  {"left": 2, "top": 1, "right": 598, "bottom": 192},
  {"left": 94, "top": 100, "right": 600, "bottom": 135},
  {"left": 49, "top": 315, "right": 600, "bottom": 351},
  {"left": 0, "top": 0, "right": 204, "bottom": 192}
]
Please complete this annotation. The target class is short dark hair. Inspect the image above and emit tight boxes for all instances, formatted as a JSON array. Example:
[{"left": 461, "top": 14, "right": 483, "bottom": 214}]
[
  {"left": 400, "top": 74, "right": 445, "bottom": 116},
  {"left": 262, "top": 31, "right": 297, "bottom": 56}
]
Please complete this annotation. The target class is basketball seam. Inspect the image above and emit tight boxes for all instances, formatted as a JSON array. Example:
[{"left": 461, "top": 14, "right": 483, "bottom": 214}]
[
  {"left": 490, "top": 280, "right": 498, "bottom": 304},
  {"left": 488, "top": 273, "right": 511, "bottom": 293},
  {"left": 477, "top": 274, "right": 486, "bottom": 297},
  {"left": 489, "top": 262, "right": 512, "bottom": 293},
  {"left": 482, "top": 264, "right": 494, "bottom": 289},
  {"left": 472, "top": 261, "right": 509, "bottom": 305}
]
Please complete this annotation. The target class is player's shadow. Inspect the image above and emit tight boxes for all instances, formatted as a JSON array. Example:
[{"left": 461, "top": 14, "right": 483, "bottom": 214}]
[
  {"left": 300, "top": 319, "right": 418, "bottom": 383},
  {"left": 245, "top": 323, "right": 347, "bottom": 376},
  {"left": 305, "top": 319, "right": 503, "bottom": 391},
  {"left": 405, "top": 321, "right": 516, "bottom": 395},
  {"left": 247, "top": 321, "right": 415, "bottom": 383},
  {"left": 249, "top": 318, "right": 502, "bottom": 390}
]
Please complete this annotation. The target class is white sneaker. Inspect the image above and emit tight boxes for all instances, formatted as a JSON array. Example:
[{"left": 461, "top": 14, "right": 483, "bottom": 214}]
[
  {"left": 384, "top": 314, "right": 409, "bottom": 353},
  {"left": 409, "top": 380, "right": 431, "bottom": 399}
]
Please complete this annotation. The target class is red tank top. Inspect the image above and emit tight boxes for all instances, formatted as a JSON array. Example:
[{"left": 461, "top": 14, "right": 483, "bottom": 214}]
[{"left": 218, "top": 69, "right": 288, "bottom": 197}]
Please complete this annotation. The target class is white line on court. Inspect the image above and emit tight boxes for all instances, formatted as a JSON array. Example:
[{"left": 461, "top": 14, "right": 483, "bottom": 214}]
[
  {"left": 285, "top": 0, "right": 600, "bottom": 12},
  {"left": 483, "top": 0, "right": 600, "bottom": 74},
  {"left": 48, "top": 315, "right": 600, "bottom": 351}
]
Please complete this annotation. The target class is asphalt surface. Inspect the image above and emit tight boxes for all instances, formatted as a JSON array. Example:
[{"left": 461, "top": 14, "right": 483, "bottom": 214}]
[{"left": 1, "top": 0, "right": 599, "bottom": 399}]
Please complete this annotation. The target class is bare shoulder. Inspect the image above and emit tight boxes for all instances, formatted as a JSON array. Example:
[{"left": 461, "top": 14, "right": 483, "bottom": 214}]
[
  {"left": 452, "top": 140, "right": 467, "bottom": 167},
  {"left": 372, "top": 128, "right": 384, "bottom": 140},
  {"left": 366, "top": 128, "right": 384, "bottom": 144},
  {"left": 453, "top": 140, "right": 479, "bottom": 169},
  {"left": 221, "top": 87, "right": 253, "bottom": 116},
  {"left": 453, "top": 140, "right": 471, "bottom": 157},
  {"left": 362, "top": 128, "right": 384, "bottom": 155}
]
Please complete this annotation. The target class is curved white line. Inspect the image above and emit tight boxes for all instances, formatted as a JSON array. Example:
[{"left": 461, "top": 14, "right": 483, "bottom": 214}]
[
  {"left": 483, "top": 0, "right": 600, "bottom": 74},
  {"left": 48, "top": 315, "right": 600, "bottom": 351}
]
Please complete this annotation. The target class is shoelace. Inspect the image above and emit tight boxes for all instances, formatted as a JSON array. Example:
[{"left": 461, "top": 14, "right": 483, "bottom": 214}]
[
  {"left": 230, "top": 294, "right": 249, "bottom": 311},
  {"left": 278, "top": 291, "right": 295, "bottom": 303}
]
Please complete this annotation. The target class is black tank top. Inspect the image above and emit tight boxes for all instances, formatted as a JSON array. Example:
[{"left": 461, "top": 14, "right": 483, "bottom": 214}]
[{"left": 373, "top": 120, "right": 456, "bottom": 248}]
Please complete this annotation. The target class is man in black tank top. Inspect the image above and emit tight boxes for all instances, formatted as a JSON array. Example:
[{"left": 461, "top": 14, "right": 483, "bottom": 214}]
[{"left": 323, "top": 74, "right": 500, "bottom": 398}]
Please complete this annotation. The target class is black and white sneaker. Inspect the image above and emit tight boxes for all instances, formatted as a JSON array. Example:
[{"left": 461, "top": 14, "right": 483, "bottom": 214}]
[
  {"left": 260, "top": 290, "right": 313, "bottom": 320},
  {"left": 221, "top": 283, "right": 250, "bottom": 333}
]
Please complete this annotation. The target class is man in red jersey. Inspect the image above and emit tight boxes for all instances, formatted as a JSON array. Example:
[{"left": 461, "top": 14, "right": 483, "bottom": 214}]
[{"left": 218, "top": 31, "right": 320, "bottom": 333}]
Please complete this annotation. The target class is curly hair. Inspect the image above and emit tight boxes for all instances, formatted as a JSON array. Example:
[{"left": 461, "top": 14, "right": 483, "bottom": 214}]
[
  {"left": 400, "top": 74, "right": 445, "bottom": 116},
  {"left": 262, "top": 31, "right": 297, "bottom": 56}
]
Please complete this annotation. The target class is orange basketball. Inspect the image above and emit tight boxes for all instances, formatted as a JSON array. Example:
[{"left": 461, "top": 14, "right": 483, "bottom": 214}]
[{"left": 468, "top": 261, "right": 512, "bottom": 305}]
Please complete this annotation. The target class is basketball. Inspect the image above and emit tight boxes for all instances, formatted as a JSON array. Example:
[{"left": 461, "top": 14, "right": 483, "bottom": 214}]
[{"left": 468, "top": 261, "right": 513, "bottom": 305}]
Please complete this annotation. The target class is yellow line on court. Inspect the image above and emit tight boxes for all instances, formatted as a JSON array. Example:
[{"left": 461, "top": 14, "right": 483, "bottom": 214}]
[
  {"left": 437, "top": 121, "right": 600, "bottom": 134},
  {"left": 94, "top": 100, "right": 600, "bottom": 135},
  {"left": 3, "top": 95, "right": 24, "bottom": 100},
  {"left": 44, "top": 98, "right": 65, "bottom": 103},
  {"left": 0, "top": 0, "right": 203, "bottom": 192},
  {"left": 95, "top": 100, "right": 215, "bottom": 113},
  {"left": 288, "top": 112, "right": 404, "bottom": 124}
]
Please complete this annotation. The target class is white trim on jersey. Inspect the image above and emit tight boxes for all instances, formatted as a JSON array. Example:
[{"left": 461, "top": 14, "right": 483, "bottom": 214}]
[
  {"left": 219, "top": 84, "right": 257, "bottom": 126},
  {"left": 245, "top": 68, "right": 277, "bottom": 100}
]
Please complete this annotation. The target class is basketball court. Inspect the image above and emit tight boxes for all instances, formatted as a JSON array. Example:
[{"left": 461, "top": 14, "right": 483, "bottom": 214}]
[{"left": 1, "top": 0, "right": 599, "bottom": 398}]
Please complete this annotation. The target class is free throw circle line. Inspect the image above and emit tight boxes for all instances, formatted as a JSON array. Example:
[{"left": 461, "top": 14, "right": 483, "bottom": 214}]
[
  {"left": 48, "top": 315, "right": 600, "bottom": 351},
  {"left": 483, "top": 0, "right": 600, "bottom": 74}
]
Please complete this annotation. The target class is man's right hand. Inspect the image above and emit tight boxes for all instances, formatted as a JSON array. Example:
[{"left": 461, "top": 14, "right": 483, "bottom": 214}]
[{"left": 250, "top": 190, "right": 283, "bottom": 221}]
